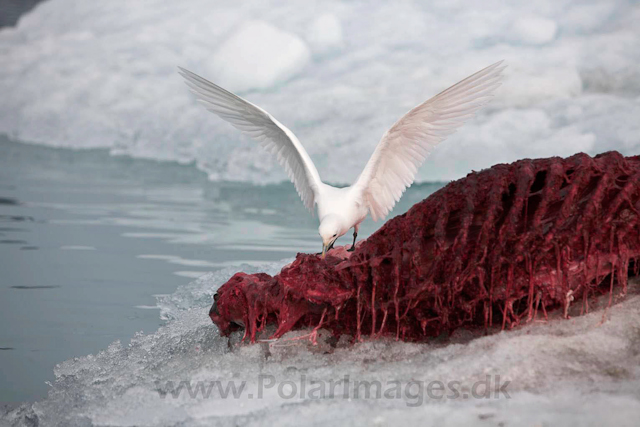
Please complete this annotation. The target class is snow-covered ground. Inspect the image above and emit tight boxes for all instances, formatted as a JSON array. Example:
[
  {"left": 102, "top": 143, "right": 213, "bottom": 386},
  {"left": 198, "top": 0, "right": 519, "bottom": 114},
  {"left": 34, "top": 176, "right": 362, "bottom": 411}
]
[
  {"left": 1, "top": 0, "right": 639, "bottom": 184},
  {"left": 3, "top": 263, "right": 640, "bottom": 426}
]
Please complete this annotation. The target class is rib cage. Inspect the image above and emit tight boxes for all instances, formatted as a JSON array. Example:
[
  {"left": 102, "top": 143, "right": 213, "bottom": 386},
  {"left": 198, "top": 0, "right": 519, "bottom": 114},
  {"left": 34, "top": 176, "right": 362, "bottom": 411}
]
[{"left": 210, "top": 152, "right": 640, "bottom": 342}]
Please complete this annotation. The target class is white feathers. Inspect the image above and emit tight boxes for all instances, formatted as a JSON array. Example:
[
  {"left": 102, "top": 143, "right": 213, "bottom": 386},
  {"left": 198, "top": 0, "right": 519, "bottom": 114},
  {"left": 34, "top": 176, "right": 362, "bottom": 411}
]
[
  {"left": 179, "top": 61, "right": 505, "bottom": 228},
  {"left": 178, "top": 67, "right": 322, "bottom": 212},
  {"left": 354, "top": 61, "right": 506, "bottom": 221}
]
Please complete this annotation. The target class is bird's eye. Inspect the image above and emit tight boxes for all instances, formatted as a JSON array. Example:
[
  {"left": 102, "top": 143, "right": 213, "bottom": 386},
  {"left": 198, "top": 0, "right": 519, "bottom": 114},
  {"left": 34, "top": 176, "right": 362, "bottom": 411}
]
[{"left": 333, "top": 234, "right": 337, "bottom": 237}]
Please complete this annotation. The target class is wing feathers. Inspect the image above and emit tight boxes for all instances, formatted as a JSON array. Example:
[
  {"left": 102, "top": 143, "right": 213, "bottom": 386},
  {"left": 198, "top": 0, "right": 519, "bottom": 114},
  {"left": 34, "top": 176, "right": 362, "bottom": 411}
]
[
  {"left": 180, "top": 62, "right": 505, "bottom": 221},
  {"left": 355, "top": 61, "right": 506, "bottom": 221},
  {"left": 179, "top": 67, "right": 322, "bottom": 212}
]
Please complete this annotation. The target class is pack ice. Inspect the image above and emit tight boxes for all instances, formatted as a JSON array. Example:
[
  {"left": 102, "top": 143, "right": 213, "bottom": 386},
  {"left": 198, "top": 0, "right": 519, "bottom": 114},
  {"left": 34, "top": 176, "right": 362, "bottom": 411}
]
[{"left": 0, "top": 0, "right": 639, "bottom": 185}]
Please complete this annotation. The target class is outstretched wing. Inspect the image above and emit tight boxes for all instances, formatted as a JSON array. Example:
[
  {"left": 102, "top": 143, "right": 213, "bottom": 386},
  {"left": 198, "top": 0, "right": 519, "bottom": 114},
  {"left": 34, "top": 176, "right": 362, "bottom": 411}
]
[
  {"left": 179, "top": 67, "right": 322, "bottom": 212},
  {"left": 354, "top": 61, "right": 506, "bottom": 221}
]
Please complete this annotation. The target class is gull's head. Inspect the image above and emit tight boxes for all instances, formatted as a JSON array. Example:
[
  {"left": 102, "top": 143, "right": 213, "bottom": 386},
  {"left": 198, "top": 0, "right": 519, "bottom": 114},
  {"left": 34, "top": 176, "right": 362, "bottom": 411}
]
[{"left": 318, "top": 215, "right": 343, "bottom": 259}]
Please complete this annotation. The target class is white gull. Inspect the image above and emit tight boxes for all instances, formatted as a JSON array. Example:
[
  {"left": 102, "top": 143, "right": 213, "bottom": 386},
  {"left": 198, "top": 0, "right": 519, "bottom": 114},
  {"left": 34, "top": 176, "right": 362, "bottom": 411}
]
[{"left": 179, "top": 61, "right": 505, "bottom": 257}]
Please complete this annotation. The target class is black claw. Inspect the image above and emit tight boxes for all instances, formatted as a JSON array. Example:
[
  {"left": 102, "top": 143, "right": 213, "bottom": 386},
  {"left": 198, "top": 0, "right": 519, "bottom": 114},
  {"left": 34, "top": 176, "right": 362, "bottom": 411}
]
[{"left": 347, "top": 246, "right": 355, "bottom": 252}]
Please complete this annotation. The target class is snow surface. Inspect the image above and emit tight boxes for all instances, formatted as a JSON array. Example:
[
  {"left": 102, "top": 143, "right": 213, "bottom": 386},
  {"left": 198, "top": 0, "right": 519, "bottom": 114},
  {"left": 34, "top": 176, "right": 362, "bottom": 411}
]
[
  {"left": 3, "top": 261, "right": 640, "bottom": 426},
  {"left": 1, "top": 0, "right": 640, "bottom": 184}
]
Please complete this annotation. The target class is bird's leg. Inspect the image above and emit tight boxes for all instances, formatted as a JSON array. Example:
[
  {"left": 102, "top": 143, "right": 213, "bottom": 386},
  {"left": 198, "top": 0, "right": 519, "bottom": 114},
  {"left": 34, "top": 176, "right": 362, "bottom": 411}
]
[{"left": 347, "top": 227, "right": 358, "bottom": 252}]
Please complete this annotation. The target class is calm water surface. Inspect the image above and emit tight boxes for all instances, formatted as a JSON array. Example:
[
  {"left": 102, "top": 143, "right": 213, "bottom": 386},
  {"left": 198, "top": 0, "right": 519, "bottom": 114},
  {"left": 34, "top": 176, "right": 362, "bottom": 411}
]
[{"left": 0, "top": 136, "right": 443, "bottom": 403}]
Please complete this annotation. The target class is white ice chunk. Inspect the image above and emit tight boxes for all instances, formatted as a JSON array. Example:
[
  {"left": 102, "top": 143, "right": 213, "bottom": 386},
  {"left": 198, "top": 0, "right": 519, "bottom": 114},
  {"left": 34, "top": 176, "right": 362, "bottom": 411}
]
[
  {"left": 510, "top": 16, "right": 558, "bottom": 45},
  {"left": 500, "top": 64, "right": 583, "bottom": 107},
  {"left": 306, "top": 13, "right": 344, "bottom": 56},
  {"left": 1, "top": 0, "right": 639, "bottom": 186},
  {"left": 206, "top": 20, "right": 311, "bottom": 93}
]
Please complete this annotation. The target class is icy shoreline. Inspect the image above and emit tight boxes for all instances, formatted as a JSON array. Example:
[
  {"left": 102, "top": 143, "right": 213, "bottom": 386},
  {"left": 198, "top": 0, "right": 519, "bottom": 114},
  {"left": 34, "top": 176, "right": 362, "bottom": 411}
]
[{"left": 3, "top": 261, "right": 640, "bottom": 426}]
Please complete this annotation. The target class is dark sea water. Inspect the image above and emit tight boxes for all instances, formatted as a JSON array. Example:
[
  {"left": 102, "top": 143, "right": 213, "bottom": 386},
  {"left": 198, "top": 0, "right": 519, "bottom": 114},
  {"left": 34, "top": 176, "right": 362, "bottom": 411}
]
[
  {"left": 0, "top": 136, "right": 444, "bottom": 403},
  {"left": 0, "top": 0, "right": 44, "bottom": 28}
]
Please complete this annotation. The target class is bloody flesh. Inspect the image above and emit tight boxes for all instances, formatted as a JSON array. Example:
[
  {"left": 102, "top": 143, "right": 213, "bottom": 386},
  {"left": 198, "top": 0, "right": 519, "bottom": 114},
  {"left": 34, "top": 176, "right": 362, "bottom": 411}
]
[{"left": 210, "top": 152, "right": 640, "bottom": 342}]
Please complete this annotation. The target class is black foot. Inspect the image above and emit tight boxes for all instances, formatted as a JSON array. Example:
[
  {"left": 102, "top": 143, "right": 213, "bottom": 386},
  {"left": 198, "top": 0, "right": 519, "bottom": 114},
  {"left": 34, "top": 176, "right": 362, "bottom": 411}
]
[{"left": 348, "top": 231, "right": 358, "bottom": 252}]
